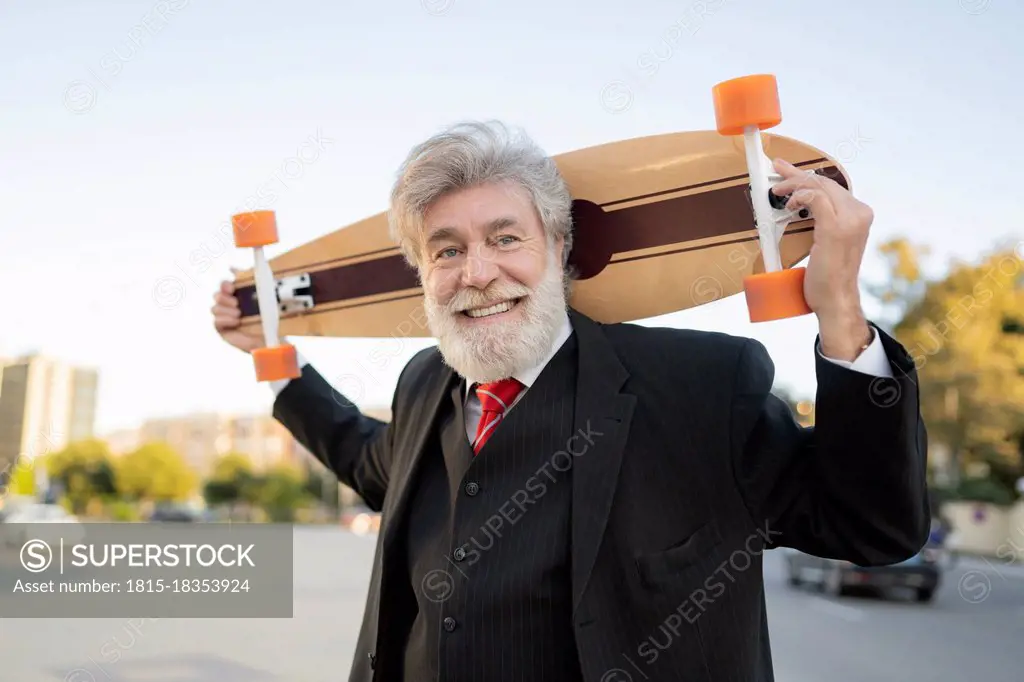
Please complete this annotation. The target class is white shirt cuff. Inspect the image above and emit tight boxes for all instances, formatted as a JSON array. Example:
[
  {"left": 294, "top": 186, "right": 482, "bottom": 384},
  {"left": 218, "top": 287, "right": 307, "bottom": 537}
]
[{"left": 817, "top": 325, "right": 893, "bottom": 378}]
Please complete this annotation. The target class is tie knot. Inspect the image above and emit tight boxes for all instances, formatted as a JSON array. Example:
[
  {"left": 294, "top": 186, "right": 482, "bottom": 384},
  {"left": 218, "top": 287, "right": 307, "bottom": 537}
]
[{"left": 474, "top": 378, "right": 524, "bottom": 414}]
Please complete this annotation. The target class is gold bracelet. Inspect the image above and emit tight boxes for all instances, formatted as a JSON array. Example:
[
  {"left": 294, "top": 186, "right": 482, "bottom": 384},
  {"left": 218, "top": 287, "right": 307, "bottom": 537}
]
[{"left": 857, "top": 327, "right": 875, "bottom": 356}]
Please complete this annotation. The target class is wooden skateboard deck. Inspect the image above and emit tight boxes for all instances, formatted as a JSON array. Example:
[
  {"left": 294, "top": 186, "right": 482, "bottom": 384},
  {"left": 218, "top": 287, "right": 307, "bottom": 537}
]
[{"left": 234, "top": 130, "right": 848, "bottom": 339}]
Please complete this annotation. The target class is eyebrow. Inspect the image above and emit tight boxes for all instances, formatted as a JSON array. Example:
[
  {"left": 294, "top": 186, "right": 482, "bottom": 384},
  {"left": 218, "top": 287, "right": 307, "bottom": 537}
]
[{"left": 425, "top": 217, "right": 519, "bottom": 248}]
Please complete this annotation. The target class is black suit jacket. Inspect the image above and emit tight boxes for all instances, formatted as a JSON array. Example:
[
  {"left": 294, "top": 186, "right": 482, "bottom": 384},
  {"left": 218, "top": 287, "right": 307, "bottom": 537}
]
[{"left": 273, "top": 308, "right": 930, "bottom": 682}]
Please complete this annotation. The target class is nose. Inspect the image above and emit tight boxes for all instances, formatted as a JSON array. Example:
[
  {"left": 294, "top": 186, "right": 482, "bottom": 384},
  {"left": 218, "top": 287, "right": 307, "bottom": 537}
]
[{"left": 461, "top": 244, "right": 499, "bottom": 289}]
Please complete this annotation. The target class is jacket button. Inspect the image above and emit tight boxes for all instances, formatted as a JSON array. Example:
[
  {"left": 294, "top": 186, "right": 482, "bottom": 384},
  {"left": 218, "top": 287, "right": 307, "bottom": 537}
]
[
  {"left": 443, "top": 616, "right": 457, "bottom": 632},
  {"left": 465, "top": 482, "right": 479, "bottom": 496},
  {"left": 454, "top": 547, "right": 466, "bottom": 561},
  {"left": 367, "top": 652, "right": 376, "bottom": 669}
]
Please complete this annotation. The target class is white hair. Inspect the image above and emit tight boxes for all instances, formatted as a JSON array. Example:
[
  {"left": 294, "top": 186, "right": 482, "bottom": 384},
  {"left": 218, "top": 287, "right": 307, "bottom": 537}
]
[{"left": 387, "top": 120, "right": 575, "bottom": 283}]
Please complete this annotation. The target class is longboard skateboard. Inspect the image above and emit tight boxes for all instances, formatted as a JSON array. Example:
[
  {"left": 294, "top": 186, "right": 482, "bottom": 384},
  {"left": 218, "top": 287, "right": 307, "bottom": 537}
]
[
  {"left": 232, "top": 130, "right": 847, "bottom": 337},
  {"left": 229, "top": 74, "right": 849, "bottom": 382}
]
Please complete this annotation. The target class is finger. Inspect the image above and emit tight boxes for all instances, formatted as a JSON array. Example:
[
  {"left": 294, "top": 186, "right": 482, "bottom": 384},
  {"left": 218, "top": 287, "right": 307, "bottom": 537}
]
[
  {"left": 213, "top": 313, "right": 242, "bottom": 331},
  {"left": 771, "top": 159, "right": 852, "bottom": 209},
  {"left": 770, "top": 163, "right": 830, "bottom": 197},
  {"left": 213, "top": 292, "right": 238, "bottom": 308},
  {"left": 785, "top": 186, "right": 837, "bottom": 227},
  {"left": 220, "top": 279, "right": 235, "bottom": 295},
  {"left": 211, "top": 304, "right": 241, "bottom": 318}
]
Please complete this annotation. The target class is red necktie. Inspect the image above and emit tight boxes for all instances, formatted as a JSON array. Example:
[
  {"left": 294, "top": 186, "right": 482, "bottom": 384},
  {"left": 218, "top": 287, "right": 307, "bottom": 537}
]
[{"left": 471, "top": 378, "right": 525, "bottom": 454}]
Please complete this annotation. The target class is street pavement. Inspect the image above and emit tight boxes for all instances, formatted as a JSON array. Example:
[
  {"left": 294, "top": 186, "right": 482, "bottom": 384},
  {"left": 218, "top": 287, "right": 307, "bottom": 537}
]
[{"left": 0, "top": 526, "right": 1021, "bottom": 681}]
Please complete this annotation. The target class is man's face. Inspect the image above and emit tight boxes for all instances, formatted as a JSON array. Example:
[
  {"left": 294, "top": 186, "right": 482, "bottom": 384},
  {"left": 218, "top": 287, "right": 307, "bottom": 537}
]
[{"left": 418, "top": 180, "right": 568, "bottom": 382}]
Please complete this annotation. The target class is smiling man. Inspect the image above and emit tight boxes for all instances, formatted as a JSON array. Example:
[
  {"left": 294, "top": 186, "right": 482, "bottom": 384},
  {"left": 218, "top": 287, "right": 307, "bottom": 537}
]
[{"left": 211, "top": 120, "right": 930, "bottom": 682}]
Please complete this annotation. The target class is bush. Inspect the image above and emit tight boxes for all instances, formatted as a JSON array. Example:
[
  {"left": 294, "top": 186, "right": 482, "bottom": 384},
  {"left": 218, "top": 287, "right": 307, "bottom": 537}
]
[
  {"left": 954, "top": 476, "right": 1017, "bottom": 506},
  {"left": 107, "top": 500, "right": 140, "bottom": 522}
]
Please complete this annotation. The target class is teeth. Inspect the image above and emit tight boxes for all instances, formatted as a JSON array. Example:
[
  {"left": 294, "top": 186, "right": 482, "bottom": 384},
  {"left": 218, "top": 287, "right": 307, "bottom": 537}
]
[{"left": 465, "top": 300, "right": 514, "bottom": 318}]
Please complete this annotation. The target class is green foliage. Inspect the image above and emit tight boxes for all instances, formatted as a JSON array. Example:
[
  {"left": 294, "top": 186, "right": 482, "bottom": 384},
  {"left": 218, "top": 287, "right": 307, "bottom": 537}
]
[
  {"left": 202, "top": 452, "right": 255, "bottom": 507},
  {"left": 246, "top": 464, "right": 313, "bottom": 522},
  {"left": 43, "top": 438, "right": 118, "bottom": 514},
  {"left": 304, "top": 466, "right": 339, "bottom": 509},
  {"left": 115, "top": 442, "right": 197, "bottom": 503},
  {"left": 954, "top": 477, "right": 1017, "bottom": 506},
  {"left": 106, "top": 500, "right": 141, "bottom": 521},
  {"left": 873, "top": 238, "right": 1024, "bottom": 502},
  {"left": 202, "top": 454, "right": 315, "bottom": 521}
]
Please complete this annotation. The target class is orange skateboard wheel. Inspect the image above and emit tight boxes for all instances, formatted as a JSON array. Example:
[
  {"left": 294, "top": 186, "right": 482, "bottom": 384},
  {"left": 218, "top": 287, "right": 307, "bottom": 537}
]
[
  {"left": 712, "top": 74, "right": 782, "bottom": 136},
  {"left": 232, "top": 210, "right": 279, "bottom": 248},
  {"left": 743, "top": 267, "right": 812, "bottom": 323},
  {"left": 252, "top": 343, "right": 301, "bottom": 382}
]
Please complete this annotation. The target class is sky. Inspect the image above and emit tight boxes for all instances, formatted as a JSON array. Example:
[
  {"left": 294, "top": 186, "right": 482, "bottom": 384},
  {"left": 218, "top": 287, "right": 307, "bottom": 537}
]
[{"left": 1, "top": 0, "right": 1021, "bottom": 436}]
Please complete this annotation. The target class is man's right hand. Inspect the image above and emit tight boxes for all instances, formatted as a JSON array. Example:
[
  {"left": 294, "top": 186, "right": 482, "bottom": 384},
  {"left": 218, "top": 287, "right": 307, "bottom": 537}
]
[{"left": 212, "top": 276, "right": 265, "bottom": 354}]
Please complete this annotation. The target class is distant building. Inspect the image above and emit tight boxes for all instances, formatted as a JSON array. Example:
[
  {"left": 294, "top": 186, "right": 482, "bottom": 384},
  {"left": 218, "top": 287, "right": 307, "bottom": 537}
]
[
  {"left": 119, "top": 406, "right": 392, "bottom": 479},
  {"left": 0, "top": 353, "right": 99, "bottom": 491}
]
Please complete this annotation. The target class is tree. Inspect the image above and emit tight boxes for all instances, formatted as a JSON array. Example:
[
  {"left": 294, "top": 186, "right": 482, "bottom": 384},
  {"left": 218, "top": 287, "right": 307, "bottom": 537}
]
[
  {"left": 866, "top": 238, "right": 932, "bottom": 324},
  {"left": 248, "top": 463, "right": 313, "bottom": 522},
  {"left": 303, "top": 457, "right": 340, "bottom": 512},
  {"left": 873, "top": 238, "right": 1024, "bottom": 498},
  {"left": 203, "top": 452, "right": 255, "bottom": 506},
  {"left": 42, "top": 439, "right": 117, "bottom": 514},
  {"left": 115, "top": 442, "right": 198, "bottom": 503}
]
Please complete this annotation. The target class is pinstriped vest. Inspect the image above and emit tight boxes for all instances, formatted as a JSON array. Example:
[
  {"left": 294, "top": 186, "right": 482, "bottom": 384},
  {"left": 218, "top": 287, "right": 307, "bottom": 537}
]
[{"left": 398, "top": 331, "right": 583, "bottom": 682}]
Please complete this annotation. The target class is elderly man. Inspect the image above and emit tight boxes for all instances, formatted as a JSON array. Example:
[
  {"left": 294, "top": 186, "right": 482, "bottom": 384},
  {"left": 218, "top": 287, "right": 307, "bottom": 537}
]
[{"left": 212, "top": 121, "right": 929, "bottom": 682}]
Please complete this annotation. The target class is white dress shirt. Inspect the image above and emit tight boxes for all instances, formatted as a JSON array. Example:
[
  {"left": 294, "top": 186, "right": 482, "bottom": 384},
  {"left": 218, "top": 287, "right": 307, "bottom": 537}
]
[{"left": 270, "top": 314, "right": 893, "bottom": 440}]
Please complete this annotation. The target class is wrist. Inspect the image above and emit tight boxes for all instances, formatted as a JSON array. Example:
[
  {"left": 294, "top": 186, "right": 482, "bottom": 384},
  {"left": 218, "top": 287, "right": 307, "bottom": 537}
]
[{"left": 817, "top": 305, "right": 872, "bottom": 362}]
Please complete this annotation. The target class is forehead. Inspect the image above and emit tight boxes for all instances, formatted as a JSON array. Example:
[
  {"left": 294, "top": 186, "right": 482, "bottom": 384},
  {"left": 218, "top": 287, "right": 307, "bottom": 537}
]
[{"left": 422, "top": 181, "right": 541, "bottom": 240}]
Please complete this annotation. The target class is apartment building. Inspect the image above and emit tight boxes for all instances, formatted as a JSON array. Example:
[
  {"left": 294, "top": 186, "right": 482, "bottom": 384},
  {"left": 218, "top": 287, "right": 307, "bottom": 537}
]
[{"left": 0, "top": 353, "right": 99, "bottom": 493}]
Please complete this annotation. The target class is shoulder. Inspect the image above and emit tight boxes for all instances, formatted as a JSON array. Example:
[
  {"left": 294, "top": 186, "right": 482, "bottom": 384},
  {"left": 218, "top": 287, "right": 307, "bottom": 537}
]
[
  {"left": 392, "top": 344, "right": 449, "bottom": 394},
  {"left": 584, "top": 318, "right": 777, "bottom": 401},
  {"left": 599, "top": 319, "right": 769, "bottom": 372}
]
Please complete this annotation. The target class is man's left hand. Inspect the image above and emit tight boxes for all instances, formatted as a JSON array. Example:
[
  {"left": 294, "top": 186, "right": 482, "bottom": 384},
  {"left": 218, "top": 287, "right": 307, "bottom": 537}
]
[{"left": 770, "top": 158, "right": 873, "bottom": 360}]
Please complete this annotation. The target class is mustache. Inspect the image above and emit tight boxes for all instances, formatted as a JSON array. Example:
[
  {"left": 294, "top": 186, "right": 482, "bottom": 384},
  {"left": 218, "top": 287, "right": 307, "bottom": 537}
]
[{"left": 446, "top": 283, "right": 532, "bottom": 313}]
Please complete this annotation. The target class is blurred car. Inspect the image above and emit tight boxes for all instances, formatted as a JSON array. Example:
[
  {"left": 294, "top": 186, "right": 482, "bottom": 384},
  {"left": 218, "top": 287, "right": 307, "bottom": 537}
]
[
  {"left": 783, "top": 544, "right": 942, "bottom": 602},
  {"left": 148, "top": 503, "right": 210, "bottom": 522},
  {"left": 1, "top": 502, "right": 87, "bottom": 548}
]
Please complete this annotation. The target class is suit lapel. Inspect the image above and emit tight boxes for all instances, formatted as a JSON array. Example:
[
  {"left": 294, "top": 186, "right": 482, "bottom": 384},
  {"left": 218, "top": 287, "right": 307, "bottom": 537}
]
[
  {"left": 568, "top": 309, "right": 635, "bottom": 614},
  {"left": 380, "top": 353, "right": 455, "bottom": 552},
  {"left": 376, "top": 311, "right": 636, "bottom": 615}
]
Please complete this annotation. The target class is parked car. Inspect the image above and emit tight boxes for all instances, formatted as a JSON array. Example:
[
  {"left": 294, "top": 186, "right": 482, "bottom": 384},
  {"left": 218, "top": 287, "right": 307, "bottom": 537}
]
[
  {"left": 783, "top": 543, "right": 942, "bottom": 602},
  {"left": 148, "top": 503, "right": 210, "bottom": 522}
]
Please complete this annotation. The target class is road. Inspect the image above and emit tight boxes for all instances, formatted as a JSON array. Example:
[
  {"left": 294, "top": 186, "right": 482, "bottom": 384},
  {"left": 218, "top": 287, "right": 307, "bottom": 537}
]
[{"left": 0, "top": 527, "right": 1021, "bottom": 681}]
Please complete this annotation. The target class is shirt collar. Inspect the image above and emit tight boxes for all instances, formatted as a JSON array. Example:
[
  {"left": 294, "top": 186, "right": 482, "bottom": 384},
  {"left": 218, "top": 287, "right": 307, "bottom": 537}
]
[{"left": 464, "top": 311, "right": 573, "bottom": 398}]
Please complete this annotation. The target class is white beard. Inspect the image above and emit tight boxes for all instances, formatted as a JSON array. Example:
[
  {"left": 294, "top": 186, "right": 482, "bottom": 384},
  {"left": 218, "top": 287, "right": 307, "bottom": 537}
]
[{"left": 423, "top": 250, "right": 567, "bottom": 383}]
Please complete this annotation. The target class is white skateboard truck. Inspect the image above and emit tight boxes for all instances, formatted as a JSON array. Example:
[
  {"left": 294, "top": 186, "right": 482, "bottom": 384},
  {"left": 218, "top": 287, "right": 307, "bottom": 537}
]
[
  {"left": 712, "top": 74, "right": 814, "bottom": 323},
  {"left": 231, "top": 210, "right": 302, "bottom": 382}
]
